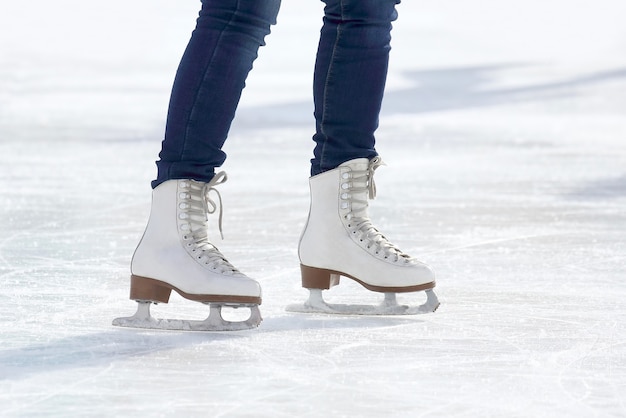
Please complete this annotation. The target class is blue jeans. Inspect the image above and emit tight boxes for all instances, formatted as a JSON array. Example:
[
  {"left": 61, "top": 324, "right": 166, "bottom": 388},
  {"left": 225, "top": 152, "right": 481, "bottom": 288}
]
[{"left": 153, "top": 0, "right": 400, "bottom": 188}]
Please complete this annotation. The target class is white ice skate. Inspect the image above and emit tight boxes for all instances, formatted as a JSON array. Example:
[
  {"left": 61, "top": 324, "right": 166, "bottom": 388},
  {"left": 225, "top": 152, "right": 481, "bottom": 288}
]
[
  {"left": 113, "top": 174, "right": 262, "bottom": 331},
  {"left": 287, "top": 157, "right": 439, "bottom": 315}
]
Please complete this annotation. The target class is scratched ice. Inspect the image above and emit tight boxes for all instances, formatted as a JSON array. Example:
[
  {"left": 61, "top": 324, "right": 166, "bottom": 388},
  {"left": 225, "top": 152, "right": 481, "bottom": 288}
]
[{"left": 1, "top": 0, "right": 625, "bottom": 416}]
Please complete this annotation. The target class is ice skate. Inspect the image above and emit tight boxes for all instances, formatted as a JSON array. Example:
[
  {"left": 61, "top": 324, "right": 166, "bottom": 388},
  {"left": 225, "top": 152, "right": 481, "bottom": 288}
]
[
  {"left": 287, "top": 157, "right": 439, "bottom": 315},
  {"left": 113, "top": 174, "right": 262, "bottom": 331}
]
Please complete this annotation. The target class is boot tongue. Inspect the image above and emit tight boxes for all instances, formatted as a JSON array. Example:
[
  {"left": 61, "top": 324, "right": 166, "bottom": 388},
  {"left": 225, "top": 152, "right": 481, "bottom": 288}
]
[
  {"left": 340, "top": 158, "right": 369, "bottom": 172},
  {"left": 189, "top": 212, "right": 208, "bottom": 233},
  {"left": 340, "top": 157, "right": 385, "bottom": 201},
  {"left": 185, "top": 186, "right": 210, "bottom": 233},
  {"left": 187, "top": 178, "right": 225, "bottom": 240},
  {"left": 340, "top": 159, "right": 371, "bottom": 217}
]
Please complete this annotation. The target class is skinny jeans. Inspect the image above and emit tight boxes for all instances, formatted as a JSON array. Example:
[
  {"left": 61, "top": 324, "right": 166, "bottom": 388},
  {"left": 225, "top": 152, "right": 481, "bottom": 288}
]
[{"left": 153, "top": 0, "right": 400, "bottom": 188}]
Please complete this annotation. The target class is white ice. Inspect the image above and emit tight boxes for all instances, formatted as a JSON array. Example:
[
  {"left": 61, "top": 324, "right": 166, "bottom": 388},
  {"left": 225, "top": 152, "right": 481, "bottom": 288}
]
[{"left": 1, "top": 0, "right": 626, "bottom": 416}]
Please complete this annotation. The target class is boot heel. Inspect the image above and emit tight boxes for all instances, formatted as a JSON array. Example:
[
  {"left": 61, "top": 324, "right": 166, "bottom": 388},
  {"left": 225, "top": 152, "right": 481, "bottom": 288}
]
[
  {"left": 129, "top": 275, "right": 172, "bottom": 303},
  {"left": 300, "top": 264, "right": 340, "bottom": 289}
]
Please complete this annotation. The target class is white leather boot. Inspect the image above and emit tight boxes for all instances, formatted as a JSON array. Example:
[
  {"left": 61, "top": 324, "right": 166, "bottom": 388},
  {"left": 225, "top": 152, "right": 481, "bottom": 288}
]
[
  {"left": 113, "top": 173, "right": 262, "bottom": 331},
  {"left": 299, "top": 157, "right": 436, "bottom": 295},
  {"left": 130, "top": 173, "right": 261, "bottom": 304}
]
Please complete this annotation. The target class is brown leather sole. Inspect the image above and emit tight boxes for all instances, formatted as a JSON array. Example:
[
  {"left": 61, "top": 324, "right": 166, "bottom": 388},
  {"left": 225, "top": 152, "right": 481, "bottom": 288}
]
[
  {"left": 129, "top": 275, "right": 262, "bottom": 305},
  {"left": 300, "top": 264, "right": 435, "bottom": 293}
]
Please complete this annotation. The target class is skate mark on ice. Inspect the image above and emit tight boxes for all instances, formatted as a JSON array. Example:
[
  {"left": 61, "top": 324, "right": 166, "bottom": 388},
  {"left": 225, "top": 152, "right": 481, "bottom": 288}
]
[
  {"left": 421, "top": 232, "right": 573, "bottom": 255},
  {"left": 259, "top": 314, "right": 423, "bottom": 332},
  {"left": 555, "top": 336, "right": 626, "bottom": 412},
  {"left": 4, "top": 363, "right": 117, "bottom": 415},
  {"left": 0, "top": 330, "right": 245, "bottom": 382}
]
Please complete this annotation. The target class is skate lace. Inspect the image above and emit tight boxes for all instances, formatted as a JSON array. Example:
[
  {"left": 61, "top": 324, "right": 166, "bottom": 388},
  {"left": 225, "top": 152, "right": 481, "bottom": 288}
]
[
  {"left": 342, "top": 157, "right": 414, "bottom": 264},
  {"left": 179, "top": 173, "right": 240, "bottom": 275}
]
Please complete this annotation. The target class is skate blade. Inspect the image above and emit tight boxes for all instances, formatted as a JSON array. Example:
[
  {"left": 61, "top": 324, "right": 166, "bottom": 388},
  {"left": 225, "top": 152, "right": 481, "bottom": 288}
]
[
  {"left": 112, "top": 302, "right": 262, "bottom": 331},
  {"left": 286, "top": 289, "right": 440, "bottom": 316}
]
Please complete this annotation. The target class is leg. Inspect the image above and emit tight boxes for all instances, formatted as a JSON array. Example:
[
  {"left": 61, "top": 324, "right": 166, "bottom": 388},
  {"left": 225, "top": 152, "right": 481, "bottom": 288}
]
[
  {"left": 311, "top": 0, "right": 400, "bottom": 176},
  {"left": 116, "top": 0, "right": 281, "bottom": 331},
  {"left": 153, "top": 0, "right": 281, "bottom": 188},
  {"left": 296, "top": 0, "right": 439, "bottom": 314}
]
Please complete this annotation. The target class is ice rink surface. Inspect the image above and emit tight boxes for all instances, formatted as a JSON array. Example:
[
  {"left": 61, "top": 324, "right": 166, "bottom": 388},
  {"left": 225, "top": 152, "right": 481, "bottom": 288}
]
[{"left": 1, "top": 0, "right": 625, "bottom": 416}]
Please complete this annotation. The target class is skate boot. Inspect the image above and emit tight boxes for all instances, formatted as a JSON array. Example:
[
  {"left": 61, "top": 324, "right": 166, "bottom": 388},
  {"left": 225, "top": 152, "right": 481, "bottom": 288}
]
[
  {"left": 113, "top": 173, "right": 262, "bottom": 331},
  {"left": 288, "top": 157, "right": 439, "bottom": 315}
]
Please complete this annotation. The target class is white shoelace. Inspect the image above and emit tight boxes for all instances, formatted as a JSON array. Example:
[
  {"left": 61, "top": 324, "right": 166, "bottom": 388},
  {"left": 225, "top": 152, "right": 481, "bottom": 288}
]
[
  {"left": 343, "top": 157, "right": 414, "bottom": 264},
  {"left": 180, "top": 173, "right": 240, "bottom": 275}
]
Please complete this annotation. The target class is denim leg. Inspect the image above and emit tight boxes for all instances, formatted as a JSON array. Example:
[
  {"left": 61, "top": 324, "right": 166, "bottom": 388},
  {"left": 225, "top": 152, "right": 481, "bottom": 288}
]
[
  {"left": 311, "top": 0, "right": 400, "bottom": 176},
  {"left": 153, "top": 0, "right": 280, "bottom": 188}
]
